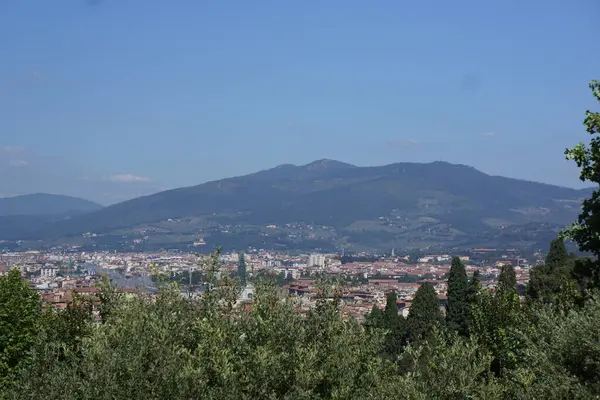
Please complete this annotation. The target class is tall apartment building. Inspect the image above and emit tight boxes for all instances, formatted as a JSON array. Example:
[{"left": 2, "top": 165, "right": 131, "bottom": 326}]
[{"left": 308, "top": 253, "right": 326, "bottom": 268}]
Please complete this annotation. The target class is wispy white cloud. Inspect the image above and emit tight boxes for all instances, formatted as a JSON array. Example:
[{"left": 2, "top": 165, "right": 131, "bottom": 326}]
[
  {"left": 0, "top": 147, "right": 29, "bottom": 167},
  {"left": 387, "top": 139, "right": 421, "bottom": 148},
  {"left": 8, "top": 160, "right": 28, "bottom": 167},
  {"left": 0, "top": 146, "right": 24, "bottom": 153},
  {"left": 481, "top": 132, "right": 496, "bottom": 138},
  {"left": 30, "top": 71, "right": 44, "bottom": 81},
  {"left": 107, "top": 174, "right": 152, "bottom": 183}
]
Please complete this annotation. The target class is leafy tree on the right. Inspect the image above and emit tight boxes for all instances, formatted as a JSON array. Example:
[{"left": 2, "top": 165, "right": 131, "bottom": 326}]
[{"left": 563, "top": 80, "right": 600, "bottom": 290}]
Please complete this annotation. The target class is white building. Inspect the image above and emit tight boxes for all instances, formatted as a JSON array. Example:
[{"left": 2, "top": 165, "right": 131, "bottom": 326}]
[
  {"left": 276, "top": 268, "right": 300, "bottom": 280},
  {"left": 238, "top": 282, "right": 255, "bottom": 301},
  {"left": 40, "top": 265, "right": 58, "bottom": 277},
  {"left": 308, "top": 253, "right": 326, "bottom": 268}
]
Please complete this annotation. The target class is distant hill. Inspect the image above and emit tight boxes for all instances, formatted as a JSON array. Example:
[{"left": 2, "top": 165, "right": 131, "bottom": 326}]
[
  {"left": 2, "top": 161, "right": 594, "bottom": 251},
  {"left": 0, "top": 193, "right": 103, "bottom": 217}
]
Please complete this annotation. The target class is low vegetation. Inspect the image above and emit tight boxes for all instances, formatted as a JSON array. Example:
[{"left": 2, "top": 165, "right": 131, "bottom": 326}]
[{"left": 0, "top": 247, "right": 599, "bottom": 399}]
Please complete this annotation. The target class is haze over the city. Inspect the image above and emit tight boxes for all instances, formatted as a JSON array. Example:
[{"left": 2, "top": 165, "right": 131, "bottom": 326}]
[{"left": 1, "top": 0, "right": 598, "bottom": 204}]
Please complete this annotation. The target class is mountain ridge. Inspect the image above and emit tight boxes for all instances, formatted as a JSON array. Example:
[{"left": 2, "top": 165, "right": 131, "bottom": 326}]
[
  {"left": 1, "top": 161, "right": 594, "bottom": 251},
  {"left": 0, "top": 193, "right": 103, "bottom": 217}
]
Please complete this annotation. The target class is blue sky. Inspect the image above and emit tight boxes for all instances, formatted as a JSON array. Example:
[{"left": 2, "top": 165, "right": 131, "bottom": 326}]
[{"left": 0, "top": 0, "right": 598, "bottom": 204}]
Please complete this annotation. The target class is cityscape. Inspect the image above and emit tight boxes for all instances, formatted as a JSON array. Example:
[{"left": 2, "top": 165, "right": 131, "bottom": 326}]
[
  {"left": 2, "top": 246, "right": 540, "bottom": 322},
  {"left": 1, "top": 1, "right": 599, "bottom": 398}
]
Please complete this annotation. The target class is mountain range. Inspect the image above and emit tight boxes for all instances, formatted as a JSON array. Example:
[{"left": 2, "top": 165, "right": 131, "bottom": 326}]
[
  {"left": 0, "top": 160, "right": 593, "bottom": 252},
  {"left": 0, "top": 193, "right": 103, "bottom": 217},
  {"left": 0, "top": 194, "right": 103, "bottom": 242}
]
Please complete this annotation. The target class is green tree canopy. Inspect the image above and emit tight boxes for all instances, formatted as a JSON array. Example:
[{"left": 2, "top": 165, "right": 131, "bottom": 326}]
[
  {"left": 381, "top": 291, "right": 407, "bottom": 358},
  {"left": 498, "top": 264, "right": 517, "bottom": 293},
  {"left": 468, "top": 270, "right": 481, "bottom": 301},
  {"left": 407, "top": 283, "right": 442, "bottom": 344},
  {"left": 471, "top": 285, "right": 525, "bottom": 377},
  {"left": 383, "top": 291, "right": 399, "bottom": 330},
  {"left": 0, "top": 269, "right": 42, "bottom": 381},
  {"left": 365, "top": 304, "right": 383, "bottom": 329},
  {"left": 546, "top": 237, "right": 568, "bottom": 269},
  {"left": 466, "top": 270, "right": 482, "bottom": 334},
  {"left": 446, "top": 256, "right": 469, "bottom": 336},
  {"left": 527, "top": 238, "right": 579, "bottom": 305}
]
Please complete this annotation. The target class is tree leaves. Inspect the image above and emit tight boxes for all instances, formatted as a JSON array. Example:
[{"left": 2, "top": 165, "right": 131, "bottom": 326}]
[
  {"left": 0, "top": 269, "right": 41, "bottom": 383},
  {"left": 563, "top": 80, "right": 600, "bottom": 289}
]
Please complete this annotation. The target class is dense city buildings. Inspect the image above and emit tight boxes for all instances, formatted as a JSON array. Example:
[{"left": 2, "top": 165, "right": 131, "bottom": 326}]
[{"left": 0, "top": 247, "right": 536, "bottom": 321}]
